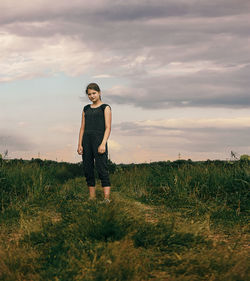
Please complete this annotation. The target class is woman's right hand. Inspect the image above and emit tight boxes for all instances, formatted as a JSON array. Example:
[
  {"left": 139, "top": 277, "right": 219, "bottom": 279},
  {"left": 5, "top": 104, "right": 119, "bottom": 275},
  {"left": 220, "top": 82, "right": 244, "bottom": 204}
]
[{"left": 77, "top": 145, "right": 83, "bottom": 155}]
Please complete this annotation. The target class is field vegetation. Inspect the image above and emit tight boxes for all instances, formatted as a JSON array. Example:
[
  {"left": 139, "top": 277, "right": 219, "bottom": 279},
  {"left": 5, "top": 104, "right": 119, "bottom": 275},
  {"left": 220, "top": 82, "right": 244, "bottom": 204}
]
[{"left": 0, "top": 155, "right": 249, "bottom": 280}]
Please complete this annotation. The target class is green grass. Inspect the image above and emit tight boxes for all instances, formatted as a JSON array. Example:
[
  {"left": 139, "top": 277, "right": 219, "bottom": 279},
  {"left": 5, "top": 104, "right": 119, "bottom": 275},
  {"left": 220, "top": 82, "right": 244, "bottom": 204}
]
[{"left": 0, "top": 158, "right": 249, "bottom": 280}]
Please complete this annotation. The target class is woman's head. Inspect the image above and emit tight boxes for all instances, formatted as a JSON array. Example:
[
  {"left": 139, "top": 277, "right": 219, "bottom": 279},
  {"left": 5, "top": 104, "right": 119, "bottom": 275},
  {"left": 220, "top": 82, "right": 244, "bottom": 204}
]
[
  {"left": 85, "top": 82, "right": 102, "bottom": 101},
  {"left": 85, "top": 82, "right": 101, "bottom": 94}
]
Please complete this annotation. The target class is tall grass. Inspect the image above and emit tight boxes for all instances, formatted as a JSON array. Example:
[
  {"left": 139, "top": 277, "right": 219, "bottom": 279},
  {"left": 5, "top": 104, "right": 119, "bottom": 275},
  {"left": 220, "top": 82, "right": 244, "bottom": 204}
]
[
  {"left": 111, "top": 160, "right": 250, "bottom": 212},
  {"left": 0, "top": 158, "right": 249, "bottom": 280}
]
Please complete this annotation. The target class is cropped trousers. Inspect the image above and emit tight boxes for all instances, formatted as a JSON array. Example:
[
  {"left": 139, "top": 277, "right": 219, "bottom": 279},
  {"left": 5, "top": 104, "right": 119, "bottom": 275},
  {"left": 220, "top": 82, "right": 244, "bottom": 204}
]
[{"left": 82, "top": 132, "right": 111, "bottom": 187}]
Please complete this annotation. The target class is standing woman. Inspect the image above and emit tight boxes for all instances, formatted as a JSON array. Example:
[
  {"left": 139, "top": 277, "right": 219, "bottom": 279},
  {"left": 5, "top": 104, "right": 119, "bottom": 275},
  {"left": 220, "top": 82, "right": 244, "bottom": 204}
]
[{"left": 77, "top": 83, "right": 112, "bottom": 202}]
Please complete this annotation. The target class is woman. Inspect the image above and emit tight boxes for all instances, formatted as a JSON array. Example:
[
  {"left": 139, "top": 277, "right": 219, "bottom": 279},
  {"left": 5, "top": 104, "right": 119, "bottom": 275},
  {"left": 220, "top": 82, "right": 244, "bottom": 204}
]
[{"left": 77, "top": 83, "right": 112, "bottom": 203}]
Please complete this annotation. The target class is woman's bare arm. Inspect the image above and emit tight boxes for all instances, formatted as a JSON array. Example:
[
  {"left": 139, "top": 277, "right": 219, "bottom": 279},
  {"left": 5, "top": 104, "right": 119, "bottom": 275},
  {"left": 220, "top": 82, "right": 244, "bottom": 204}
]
[
  {"left": 98, "top": 106, "right": 112, "bottom": 153},
  {"left": 77, "top": 111, "right": 85, "bottom": 154}
]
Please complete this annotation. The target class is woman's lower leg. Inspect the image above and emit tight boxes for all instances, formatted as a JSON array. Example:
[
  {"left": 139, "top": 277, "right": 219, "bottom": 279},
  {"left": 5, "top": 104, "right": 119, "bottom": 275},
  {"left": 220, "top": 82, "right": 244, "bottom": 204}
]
[
  {"left": 103, "top": 186, "right": 111, "bottom": 199},
  {"left": 88, "top": 186, "right": 96, "bottom": 199}
]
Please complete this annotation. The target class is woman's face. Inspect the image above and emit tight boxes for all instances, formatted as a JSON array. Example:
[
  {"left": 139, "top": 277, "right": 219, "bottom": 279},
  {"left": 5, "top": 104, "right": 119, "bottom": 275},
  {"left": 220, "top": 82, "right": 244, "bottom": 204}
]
[{"left": 87, "top": 89, "right": 101, "bottom": 102}]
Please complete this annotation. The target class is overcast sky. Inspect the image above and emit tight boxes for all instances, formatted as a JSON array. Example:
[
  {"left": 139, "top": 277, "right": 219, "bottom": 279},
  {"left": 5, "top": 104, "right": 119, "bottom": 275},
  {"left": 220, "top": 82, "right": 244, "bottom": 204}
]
[{"left": 0, "top": 0, "right": 250, "bottom": 163}]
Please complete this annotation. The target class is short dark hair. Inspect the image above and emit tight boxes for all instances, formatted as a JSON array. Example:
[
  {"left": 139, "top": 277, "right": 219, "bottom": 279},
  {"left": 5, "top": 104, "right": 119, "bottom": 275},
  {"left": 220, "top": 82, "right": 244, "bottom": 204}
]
[{"left": 85, "top": 83, "right": 101, "bottom": 94}]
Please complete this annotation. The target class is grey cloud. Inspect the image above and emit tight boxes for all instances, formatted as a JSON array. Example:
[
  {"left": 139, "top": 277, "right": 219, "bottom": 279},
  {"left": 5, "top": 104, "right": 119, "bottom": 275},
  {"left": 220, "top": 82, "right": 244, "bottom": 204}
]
[
  {"left": 95, "top": 2, "right": 188, "bottom": 22},
  {"left": 1, "top": 0, "right": 250, "bottom": 24},
  {"left": 113, "top": 121, "right": 250, "bottom": 153},
  {"left": 0, "top": 133, "right": 36, "bottom": 151},
  {"left": 112, "top": 122, "right": 155, "bottom": 136},
  {"left": 2, "top": 1, "right": 249, "bottom": 55},
  {"left": 105, "top": 64, "right": 250, "bottom": 109},
  {"left": 1, "top": 0, "right": 250, "bottom": 110},
  {"left": 178, "top": 127, "right": 250, "bottom": 153}
]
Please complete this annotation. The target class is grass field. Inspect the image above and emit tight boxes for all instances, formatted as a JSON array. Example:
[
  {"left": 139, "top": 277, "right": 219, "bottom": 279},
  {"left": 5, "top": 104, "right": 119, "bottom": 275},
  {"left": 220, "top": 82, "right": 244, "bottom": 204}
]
[{"left": 0, "top": 158, "right": 249, "bottom": 280}]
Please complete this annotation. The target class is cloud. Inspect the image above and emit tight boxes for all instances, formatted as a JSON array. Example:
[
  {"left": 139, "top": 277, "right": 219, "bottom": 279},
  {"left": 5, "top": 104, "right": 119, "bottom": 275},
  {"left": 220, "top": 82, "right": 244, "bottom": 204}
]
[
  {"left": 113, "top": 117, "right": 250, "bottom": 134},
  {"left": 0, "top": 133, "right": 36, "bottom": 151},
  {"left": 1, "top": 1, "right": 250, "bottom": 24},
  {"left": 105, "top": 62, "right": 250, "bottom": 109},
  {"left": 112, "top": 117, "right": 250, "bottom": 155},
  {"left": 138, "top": 117, "right": 250, "bottom": 129},
  {"left": 92, "top": 74, "right": 113, "bottom": 78},
  {"left": 1, "top": 0, "right": 249, "bottom": 109},
  {"left": 0, "top": 32, "right": 96, "bottom": 81},
  {"left": 108, "top": 139, "right": 122, "bottom": 152}
]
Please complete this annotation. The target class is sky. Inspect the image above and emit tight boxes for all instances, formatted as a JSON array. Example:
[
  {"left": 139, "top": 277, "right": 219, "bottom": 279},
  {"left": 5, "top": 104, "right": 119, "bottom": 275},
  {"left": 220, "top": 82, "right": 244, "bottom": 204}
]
[{"left": 0, "top": 0, "right": 250, "bottom": 164}]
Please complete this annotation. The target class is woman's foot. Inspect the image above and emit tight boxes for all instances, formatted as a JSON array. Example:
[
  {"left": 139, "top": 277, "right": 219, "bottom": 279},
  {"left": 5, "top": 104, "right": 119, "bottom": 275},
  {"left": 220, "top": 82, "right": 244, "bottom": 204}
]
[{"left": 101, "top": 198, "right": 111, "bottom": 204}]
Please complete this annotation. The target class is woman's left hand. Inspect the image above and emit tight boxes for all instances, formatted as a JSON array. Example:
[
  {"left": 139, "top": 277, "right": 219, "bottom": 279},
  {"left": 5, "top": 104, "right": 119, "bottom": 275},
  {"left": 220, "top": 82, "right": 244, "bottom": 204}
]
[{"left": 98, "top": 144, "right": 106, "bottom": 154}]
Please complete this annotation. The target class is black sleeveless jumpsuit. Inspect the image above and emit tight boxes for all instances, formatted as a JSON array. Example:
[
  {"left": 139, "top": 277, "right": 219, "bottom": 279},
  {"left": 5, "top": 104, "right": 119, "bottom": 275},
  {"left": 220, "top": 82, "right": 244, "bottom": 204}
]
[{"left": 82, "top": 103, "right": 111, "bottom": 187}]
